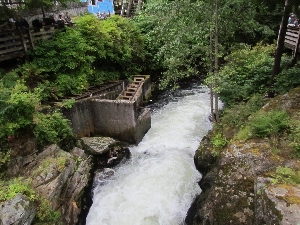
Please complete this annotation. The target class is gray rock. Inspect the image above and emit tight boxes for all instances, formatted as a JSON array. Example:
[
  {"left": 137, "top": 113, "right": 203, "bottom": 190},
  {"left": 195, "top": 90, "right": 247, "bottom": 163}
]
[
  {"left": 78, "top": 136, "right": 119, "bottom": 155},
  {"left": 23, "top": 144, "right": 93, "bottom": 225},
  {"left": 0, "top": 194, "right": 36, "bottom": 225}
]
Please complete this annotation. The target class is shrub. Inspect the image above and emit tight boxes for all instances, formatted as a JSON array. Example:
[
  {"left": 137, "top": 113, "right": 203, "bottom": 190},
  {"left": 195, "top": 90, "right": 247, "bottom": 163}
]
[
  {"left": 218, "top": 43, "right": 275, "bottom": 106},
  {"left": 274, "top": 61, "right": 300, "bottom": 94},
  {"left": 33, "top": 111, "right": 73, "bottom": 145},
  {"left": 0, "top": 81, "right": 41, "bottom": 140},
  {"left": 289, "top": 115, "right": 300, "bottom": 157},
  {"left": 211, "top": 133, "right": 228, "bottom": 148},
  {"left": 248, "top": 110, "right": 289, "bottom": 138},
  {"left": 221, "top": 94, "right": 264, "bottom": 127}
]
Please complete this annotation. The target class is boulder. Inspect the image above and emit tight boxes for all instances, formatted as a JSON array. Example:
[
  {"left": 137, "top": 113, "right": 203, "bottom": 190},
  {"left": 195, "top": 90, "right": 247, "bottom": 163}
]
[
  {"left": 0, "top": 194, "right": 36, "bottom": 225},
  {"left": 78, "top": 136, "right": 119, "bottom": 155}
]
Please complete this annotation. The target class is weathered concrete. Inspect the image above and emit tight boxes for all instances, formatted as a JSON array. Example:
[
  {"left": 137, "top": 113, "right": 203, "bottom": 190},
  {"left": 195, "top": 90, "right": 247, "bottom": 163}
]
[
  {"left": 63, "top": 99, "right": 94, "bottom": 138},
  {"left": 92, "top": 99, "right": 151, "bottom": 143},
  {"left": 142, "top": 75, "right": 152, "bottom": 101},
  {"left": 62, "top": 78, "right": 151, "bottom": 144}
]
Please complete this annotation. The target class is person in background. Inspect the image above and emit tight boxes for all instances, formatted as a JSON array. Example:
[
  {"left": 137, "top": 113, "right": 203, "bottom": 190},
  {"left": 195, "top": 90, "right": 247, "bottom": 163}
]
[
  {"left": 14, "top": 13, "right": 29, "bottom": 29},
  {"left": 32, "top": 18, "right": 44, "bottom": 32},
  {"left": 57, "top": 14, "right": 66, "bottom": 29},
  {"left": 64, "top": 12, "right": 73, "bottom": 25},
  {"left": 288, "top": 13, "right": 299, "bottom": 27}
]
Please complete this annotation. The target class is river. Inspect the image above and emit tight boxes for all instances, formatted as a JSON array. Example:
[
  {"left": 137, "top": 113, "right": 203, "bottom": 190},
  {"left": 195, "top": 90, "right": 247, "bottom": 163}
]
[{"left": 86, "top": 85, "right": 214, "bottom": 225}]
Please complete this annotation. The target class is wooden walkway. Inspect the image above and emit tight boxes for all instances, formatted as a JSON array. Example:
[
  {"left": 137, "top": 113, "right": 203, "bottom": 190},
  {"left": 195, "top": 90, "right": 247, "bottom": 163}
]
[
  {"left": 284, "top": 27, "right": 300, "bottom": 58},
  {"left": 0, "top": 26, "right": 61, "bottom": 62}
]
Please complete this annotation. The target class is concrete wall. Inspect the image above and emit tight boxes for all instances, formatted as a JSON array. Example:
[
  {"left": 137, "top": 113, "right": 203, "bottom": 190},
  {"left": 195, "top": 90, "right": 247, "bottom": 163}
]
[
  {"left": 134, "top": 108, "right": 151, "bottom": 143},
  {"left": 92, "top": 99, "right": 151, "bottom": 143},
  {"left": 92, "top": 100, "right": 136, "bottom": 142},
  {"left": 62, "top": 99, "right": 94, "bottom": 138},
  {"left": 62, "top": 79, "right": 151, "bottom": 144},
  {"left": 62, "top": 89, "right": 122, "bottom": 138},
  {"left": 142, "top": 75, "right": 152, "bottom": 101}
]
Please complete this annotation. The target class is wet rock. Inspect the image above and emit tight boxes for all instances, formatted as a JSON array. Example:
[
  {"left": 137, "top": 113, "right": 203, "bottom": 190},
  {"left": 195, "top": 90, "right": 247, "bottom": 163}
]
[
  {"left": 0, "top": 193, "right": 36, "bottom": 225},
  {"left": 92, "top": 168, "right": 115, "bottom": 189},
  {"left": 78, "top": 137, "right": 119, "bottom": 155}
]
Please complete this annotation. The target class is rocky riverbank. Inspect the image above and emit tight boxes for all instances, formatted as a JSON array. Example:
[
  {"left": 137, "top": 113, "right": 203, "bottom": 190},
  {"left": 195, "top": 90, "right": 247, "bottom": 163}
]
[
  {"left": 186, "top": 87, "right": 300, "bottom": 224},
  {"left": 0, "top": 137, "right": 130, "bottom": 224}
]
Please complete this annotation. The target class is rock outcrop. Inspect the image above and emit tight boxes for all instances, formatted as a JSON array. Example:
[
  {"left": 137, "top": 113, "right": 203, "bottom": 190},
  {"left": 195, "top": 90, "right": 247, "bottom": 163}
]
[
  {"left": 0, "top": 194, "right": 36, "bottom": 225},
  {"left": 186, "top": 87, "right": 300, "bottom": 225},
  {"left": 1, "top": 136, "right": 130, "bottom": 225}
]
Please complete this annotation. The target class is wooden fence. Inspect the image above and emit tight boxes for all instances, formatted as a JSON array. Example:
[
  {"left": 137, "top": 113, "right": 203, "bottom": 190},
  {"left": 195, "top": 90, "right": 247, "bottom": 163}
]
[
  {"left": 284, "top": 27, "right": 300, "bottom": 59},
  {"left": 0, "top": 26, "right": 58, "bottom": 62}
]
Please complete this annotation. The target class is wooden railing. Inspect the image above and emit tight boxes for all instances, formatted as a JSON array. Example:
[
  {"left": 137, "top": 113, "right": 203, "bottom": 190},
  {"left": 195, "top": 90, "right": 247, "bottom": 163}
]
[
  {"left": 284, "top": 27, "right": 300, "bottom": 57},
  {"left": 0, "top": 26, "right": 59, "bottom": 62}
]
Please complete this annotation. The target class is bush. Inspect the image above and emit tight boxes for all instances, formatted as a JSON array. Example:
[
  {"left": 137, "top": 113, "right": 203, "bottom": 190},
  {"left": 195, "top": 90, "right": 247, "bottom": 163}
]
[
  {"left": 248, "top": 110, "right": 289, "bottom": 138},
  {"left": 289, "top": 115, "right": 300, "bottom": 157},
  {"left": 211, "top": 133, "right": 228, "bottom": 148},
  {"left": 33, "top": 111, "right": 73, "bottom": 145},
  {"left": 218, "top": 43, "right": 275, "bottom": 106},
  {"left": 221, "top": 94, "right": 264, "bottom": 127},
  {"left": 274, "top": 61, "right": 300, "bottom": 94},
  {"left": 0, "top": 81, "right": 41, "bottom": 140},
  {"left": 75, "top": 15, "right": 145, "bottom": 80}
]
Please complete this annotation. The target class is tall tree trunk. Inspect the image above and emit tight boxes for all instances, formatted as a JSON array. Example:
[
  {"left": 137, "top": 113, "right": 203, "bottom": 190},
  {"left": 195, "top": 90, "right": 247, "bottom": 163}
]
[
  {"left": 41, "top": 5, "right": 45, "bottom": 18},
  {"left": 214, "top": 0, "right": 220, "bottom": 123},
  {"left": 209, "top": 4, "right": 215, "bottom": 123},
  {"left": 268, "top": 0, "right": 292, "bottom": 97}
]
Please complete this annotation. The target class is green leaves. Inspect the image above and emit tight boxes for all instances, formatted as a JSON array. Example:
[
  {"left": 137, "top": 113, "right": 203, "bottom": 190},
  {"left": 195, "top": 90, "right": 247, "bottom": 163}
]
[{"left": 33, "top": 111, "right": 73, "bottom": 145}]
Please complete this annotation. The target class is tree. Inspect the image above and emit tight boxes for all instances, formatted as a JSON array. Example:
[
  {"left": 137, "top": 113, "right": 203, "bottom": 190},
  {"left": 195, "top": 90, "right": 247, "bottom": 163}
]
[{"left": 268, "top": 0, "right": 293, "bottom": 98}]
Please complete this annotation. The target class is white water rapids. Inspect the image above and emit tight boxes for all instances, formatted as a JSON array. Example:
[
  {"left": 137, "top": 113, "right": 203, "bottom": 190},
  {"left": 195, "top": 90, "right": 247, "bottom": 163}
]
[{"left": 86, "top": 86, "right": 214, "bottom": 225}]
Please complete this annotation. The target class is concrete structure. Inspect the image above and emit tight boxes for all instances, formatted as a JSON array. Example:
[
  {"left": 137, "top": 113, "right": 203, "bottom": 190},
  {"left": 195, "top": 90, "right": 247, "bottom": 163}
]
[{"left": 62, "top": 76, "right": 151, "bottom": 144}]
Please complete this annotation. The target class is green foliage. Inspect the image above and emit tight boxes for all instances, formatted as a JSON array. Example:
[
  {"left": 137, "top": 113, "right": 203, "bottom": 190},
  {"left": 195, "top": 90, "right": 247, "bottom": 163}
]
[
  {"left": 271, "top": 166, "right": 300, "bottom": 185},
  {"left": 29, "top": 28, "right": 93, "bottom": 97},
  {"left": 218, "top": 43, "right": 275, "bottom": 106},
  {"left": 34, "top": 196, "right": 61, "bottom": 223},
  {"left": 289, "top": 115, "right": 300, "bottom": 157},
  {"left": 0, "top": 177, "right": 61, "bottom": 223},
  {"left": 75, "top": 15, "right": 145, "bottom": 81},
  {"left": 274, "top": 62, "right": 300, "bottom": 94},
  {"left": 248, "top": 110, "right": 289, "bottom": 138},
  {"left": 221, "top": 94, "right": 264, "bottom": 127},
  {"left": 134, "top": 0, "right": 273, "bottom": 90},
  {"left": 0, "top": 178, "right": 35, "bottom": 203},
  {"left": 0, "top": 81, "right": 41, "bottom": 140},
  {"left": 211, "top": 133, "right": 228, "bottom": 148},
  {"left": 33, "top": 111, "right": 73, "bottom": 145}
]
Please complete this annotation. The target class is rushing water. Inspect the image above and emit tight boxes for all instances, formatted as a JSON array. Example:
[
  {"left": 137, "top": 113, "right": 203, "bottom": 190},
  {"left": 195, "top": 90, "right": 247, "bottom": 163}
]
[{"left": 86, "top": 85, "right": 214, "bottom": 225}]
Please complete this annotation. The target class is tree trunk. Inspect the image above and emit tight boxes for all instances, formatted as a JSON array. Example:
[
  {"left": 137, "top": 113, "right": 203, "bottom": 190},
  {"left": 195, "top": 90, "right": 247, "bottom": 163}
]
[
  {"left": 214, "top": 0, "right": 220, "bottom": 123},
  {"left": 41, "top": 5, "right": 45, "bottom": 18},
  {"left": 268, "top": 0, "right": 292, "bottom": 97},
  {"left": 209, "top": 5, "right": 215, "bottom": 123}
]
